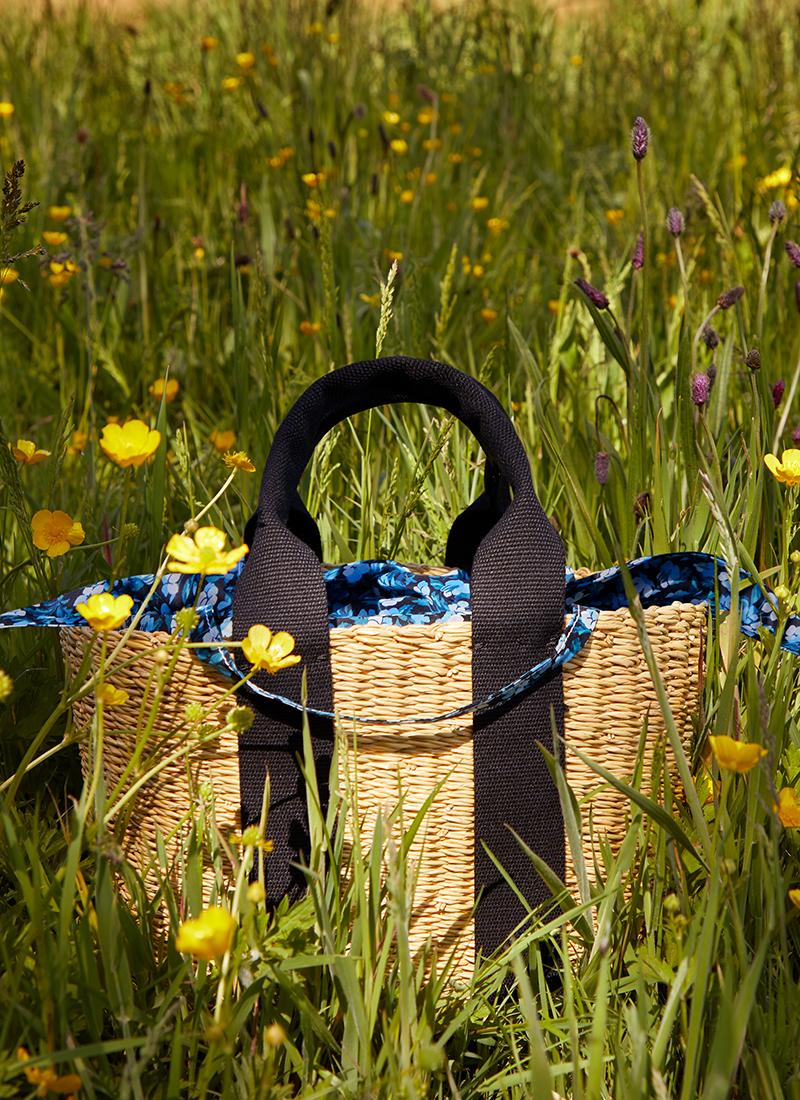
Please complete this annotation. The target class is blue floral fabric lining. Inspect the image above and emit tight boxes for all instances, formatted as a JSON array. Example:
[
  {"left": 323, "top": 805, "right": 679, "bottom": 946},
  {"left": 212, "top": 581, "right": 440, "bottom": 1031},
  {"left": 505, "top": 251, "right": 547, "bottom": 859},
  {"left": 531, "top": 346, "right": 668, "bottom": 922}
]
[{"left": 0, "top": 553, "right": 797, "bottom": 725}]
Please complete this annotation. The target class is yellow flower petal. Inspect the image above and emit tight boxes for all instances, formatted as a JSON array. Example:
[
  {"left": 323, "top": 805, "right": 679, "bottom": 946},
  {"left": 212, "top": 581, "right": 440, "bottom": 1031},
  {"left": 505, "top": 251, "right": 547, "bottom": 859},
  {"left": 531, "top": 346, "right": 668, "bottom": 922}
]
[
  {"left": 76, "top": 593, "right": 134, "bottom": 632},
  {"left": 776, "top": 787, "right": 800, "bottom": 827},
  {"left": 100, "top": 420, "right": 161, "bottom": 468},
  {"left": 31, "top": 509, "right": 85, "bottom": 557},
  {"left": 709, "top": 734, "right": 767, "bottom": 774},
  {"left": 175, "top": 906, "right": 236, "bottom": 961}
]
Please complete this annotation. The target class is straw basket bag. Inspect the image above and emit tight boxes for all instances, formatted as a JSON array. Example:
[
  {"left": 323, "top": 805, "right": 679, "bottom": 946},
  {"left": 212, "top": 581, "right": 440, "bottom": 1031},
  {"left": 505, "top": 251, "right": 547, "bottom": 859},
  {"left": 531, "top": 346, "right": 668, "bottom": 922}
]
[{"left": 61, "top": 357, "right": 705, "bottom": 981}]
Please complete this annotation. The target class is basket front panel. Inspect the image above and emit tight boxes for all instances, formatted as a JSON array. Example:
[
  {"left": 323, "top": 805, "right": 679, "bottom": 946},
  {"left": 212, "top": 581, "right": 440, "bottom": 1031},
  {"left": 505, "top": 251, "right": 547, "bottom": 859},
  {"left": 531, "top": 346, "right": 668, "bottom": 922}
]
[{"left": 329, "top": 622, "right": 476, "bottom": 983}]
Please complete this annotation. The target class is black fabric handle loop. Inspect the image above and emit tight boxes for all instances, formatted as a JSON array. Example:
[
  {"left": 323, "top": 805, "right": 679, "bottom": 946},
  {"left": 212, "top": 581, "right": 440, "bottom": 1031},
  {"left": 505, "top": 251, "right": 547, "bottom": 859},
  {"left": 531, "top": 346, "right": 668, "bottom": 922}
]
[{"left": 232, "top": 355, "right": 566, "bottom": 960}]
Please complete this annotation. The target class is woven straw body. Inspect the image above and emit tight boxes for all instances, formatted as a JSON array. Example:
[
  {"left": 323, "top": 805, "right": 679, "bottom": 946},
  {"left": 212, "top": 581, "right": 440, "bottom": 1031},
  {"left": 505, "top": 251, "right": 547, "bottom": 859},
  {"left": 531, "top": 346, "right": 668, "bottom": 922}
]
[{"left": 61, "top": 600, "right": 704, "bottom": 982}]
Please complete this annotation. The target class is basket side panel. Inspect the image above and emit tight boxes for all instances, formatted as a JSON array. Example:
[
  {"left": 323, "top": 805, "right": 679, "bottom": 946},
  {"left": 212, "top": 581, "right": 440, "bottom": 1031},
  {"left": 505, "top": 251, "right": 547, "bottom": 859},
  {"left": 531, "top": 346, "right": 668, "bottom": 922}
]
[{"left": 329, "top": 623, "right": 476, "bottom": 983}]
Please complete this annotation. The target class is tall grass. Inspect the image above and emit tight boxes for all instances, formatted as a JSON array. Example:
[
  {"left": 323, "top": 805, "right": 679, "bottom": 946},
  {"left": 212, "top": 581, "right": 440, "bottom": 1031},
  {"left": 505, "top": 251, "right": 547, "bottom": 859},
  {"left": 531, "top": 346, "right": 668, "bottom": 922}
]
[{"left": 1, "top": 0, "right": 800, "bottom": 1095}]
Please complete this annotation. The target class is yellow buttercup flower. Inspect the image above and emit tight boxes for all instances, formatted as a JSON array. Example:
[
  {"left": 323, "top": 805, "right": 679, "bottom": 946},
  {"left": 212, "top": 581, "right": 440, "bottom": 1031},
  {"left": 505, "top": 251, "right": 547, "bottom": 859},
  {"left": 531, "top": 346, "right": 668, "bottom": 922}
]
[
  {"left": 400, "top": 189, "right": 414, "bottom": 204},
  {"left": 384, "top": 249, "right": 404, "bottom": 262},
  {"left": 221, "top": 76, "right": 241, "bottom": 92},
  {"left": 299, "top": 319, "right": 322, "bottom": 335},
  {"left": 241, "top": 625, "right": 302, "bottom": 674},
  {"left": 382, "top": 110, "right": 400, "bottom": 125},
  {"left": 471, "top": 196, "right": 489, "bottom": 212},
  {"left": 16, "top": 1047, "right": 82, "bottom": 1095},
  {"left": 486, "top": 216, "right": 509, "bottom": 235},
  {"left": 423, "top": 137, "right": 442, "bottom": 151},
  {"left": 149, "top": 377, "right": 180, "bottom": 402},
  {"left": 0, "top": 102, "right": 14, "bottom": 118},
  {"left": 776, "top": 787, "right": 800, "bottom": 827},
  {"left": 97, "top": 682, "right": 130, "bottom": 706},
  {"left": 764, "top": 450, "right": 800, "bottom": 486},
  {"left": 210, "top": 428, "right": 236, "bottom": 453},
  {"left": 236, "top": 51, "right": 256, "bottom": 70},
  {"left": 76, "top": 592, "right": 134, "bottom": 632},
  {"left": 223, "top": 450, "right": 256, "bottom": 473},
  {"left": 0, "top": 669, "right": 12, "bottom": 702},
  {"left": 31, "top": 509, "right": 85, "bottom": 557},
  {"left": 100, "top": 419, "right": 161, "bottom": 468},
  {"left": 201, "top": 35, "right": 218, "bottom": 50},
  {"left": 359, "top": 292, "right": 381, "bottom": 307},
  {"left": 390, "top": 138, "right": 409, "bottom": 155},
  {"left": 12, "top": 439, "right": 50, "bottom": 465},
  {"left": 68, "top": 429, "right": 87, "bottom": 455},
  {"left": 709, "top": 734, "right": 767, "bottom": 774},
  {"left": 480, "top": 307, "right": 499, "bottom": 323},
  {"left": 301, "top": 171, "right": 323, "bottom": 188},
  {"left": 417, "top": 107, "right": 434, "bottom": 126},
  {"left": 0, "top": 267, "right": 19, "bottom": 285},
  {"left": 548, "top": 299, "right": 564, "bottom": 314},
  {"left": 48, "top": 272, "right": 71, "bottom": 289},
  {"left": 47, "top": 204, "right": 72, "bottom": 222},
  {"left": 166, "top": 526, "right": 248, "bottom": 575},
  {"left": 42, "top": 231, "right": 68, "bottom": 247},
  {"left": 759, "top": 165, "right": 793, "bottom": 190},
  {"left": 569, "top": 54, "right": 583, "bottom": 67},
  {"left": 175, "top": 906, "right": 236, "bottom": 961},
  {"left": 605, "top": 208, "right": 625, "bottom": 226},
  {"left": 789, "top": 888, "right": 800, "bottom": 908}
]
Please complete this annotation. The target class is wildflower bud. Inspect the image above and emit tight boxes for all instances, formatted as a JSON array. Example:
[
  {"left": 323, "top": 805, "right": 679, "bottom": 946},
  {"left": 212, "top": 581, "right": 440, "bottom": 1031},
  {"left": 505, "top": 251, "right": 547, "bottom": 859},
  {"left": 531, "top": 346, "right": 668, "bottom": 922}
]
[
  {"left": 769, "top": 200, "right": 787, "bottom": 225},
  {"left": 184, "top": 701, "right": 204, "bottom": 723},
  {"left": 702, "top": 324, "right": 720, "bottom": 350},
  {"left": 76, "top": 127, "right": 89, "bottom": 145},
  {"left": 666, "top": 207, "right": 685, "bottom": 237},
  {"left": 0, "top": 669, "right": 13, "bottom": 702},
  {"left": 631, "top": 115, "right": 650, "bottom": 161},
  {"left": 691, "top": 371, "right": 711, "bottom": 407},
  {"left": 633, "top": 490, "right": 651, "bottom": 520},
  {"left": 417, "top": 83, "right": 437, "bottom": 103},
  {"left": 716, "top": 285, "right": 745, "bottom": 310},
  {"left": 663, "top": 893, "right": 681, "bottom": 915},
  {"left": 153, "top": 648, "right": 170, "bottom": 665},
  {"left": 706, "top": 363, "right": 717, "bottom": 388},
  {"left": 772, "top": 379, "right": 786, "bottom": 407},
  {"left": 248, "top": 881, "right": 266, "bottom": 905},
  {"left": 775, "top": 584, "right": 791, "bottom": 602},
  {"left": 327, "top": 140, "right": 337, "bottom": 160},
  {"left": 121, "top": 523, "right": 139, "bottom": 540},
  {"left": 632, "top": 231, "right": 644, "bottom": 270},
  {"left": 226, "top": 704, "right": 255, "bottom": 732},
  {"left": 594, "top": 451, "right": 610, "bottom": 485},
  {"left": 795, "top": 280, "right": 800, "bottom": 314},
  {"left": 307, "top": 126, "right": 315, "bottom": 146},
  {"left": 793, "top": 425, "right": 800, "bottom": 444},
  {"left": 264, "top": 1022, "right": 287, "bottom": 1047},
  {"left": 256, "top": 100, "right": 268, "bottom": 120},
  {"left": 352, "top": 103, "right": 367, "bottom": 119},
  {"left": 791, "top": 550, "right": 800, "bottom": 564},
  {"left": 574, "top": 277, "right": 609, "bottom": 310},
  {"left": 745, "top": 348, "right": 761, "bottom": 371},
  {"left": 175, "top": 607, "right": 198, "bottom": 634},
  {"left": 568, "top": 247, "right": 582, "bottom": 259},
  {"left": 144, "top": 78, "right": 152, "bottom": 97},
  {"left": 785, "top": 240, "right": 800, "bottom": 267}
]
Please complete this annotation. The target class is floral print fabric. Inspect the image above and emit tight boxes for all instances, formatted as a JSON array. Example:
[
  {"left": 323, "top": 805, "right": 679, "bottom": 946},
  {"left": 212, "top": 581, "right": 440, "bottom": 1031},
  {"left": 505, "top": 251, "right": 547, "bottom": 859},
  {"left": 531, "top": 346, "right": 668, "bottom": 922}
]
[{"left": 0, "top": 552, "right": 795, "bottom": 724}]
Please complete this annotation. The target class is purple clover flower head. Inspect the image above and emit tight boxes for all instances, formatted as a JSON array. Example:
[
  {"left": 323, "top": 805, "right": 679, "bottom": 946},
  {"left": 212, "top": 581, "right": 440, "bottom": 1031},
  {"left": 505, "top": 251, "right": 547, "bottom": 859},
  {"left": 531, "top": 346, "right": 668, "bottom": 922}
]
[
  {"left": 594, "top": 451, "right": 610, "bottom": 485},
  {"left": 691, "top": 371, "right": 711, "bottom": 407},
  {"left": 745, "top": 348, "right": 761, "bottom": 371},
  {"left": 631, "top": 116, "right": 650, "bottom": 161},
  {"left": 702, "top": 324, "right": 720, "bottom": 350},
  {"left": 717, "top": 285, "right": 745, "bottom": 310},
  {"left": 666, "top": 207, "right": 685, "bottom": 237},
  {"left": 793, "top": 424, "right": 800, "bottom": 444},
  {"left": 632, "top": 231, "right": 644, "bottom": 270},
  {"left": 769, "top": 200, "right": 787, "bottom": 225},
  {"left": 772, "top": 379, "right": 786, "bottom": 408},
  {"left": 575, "top": 277, "right": 609, "bottom": 310},
  {"left": 786, "top": 240, "right": 800, "bottom": 267}
]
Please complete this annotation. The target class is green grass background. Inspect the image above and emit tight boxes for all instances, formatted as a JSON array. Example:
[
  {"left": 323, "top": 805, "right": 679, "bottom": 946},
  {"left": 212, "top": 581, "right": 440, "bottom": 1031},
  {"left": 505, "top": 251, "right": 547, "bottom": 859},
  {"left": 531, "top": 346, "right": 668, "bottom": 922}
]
[{"left": 1, "top": 0, "right": 800, "bottom": 1095}]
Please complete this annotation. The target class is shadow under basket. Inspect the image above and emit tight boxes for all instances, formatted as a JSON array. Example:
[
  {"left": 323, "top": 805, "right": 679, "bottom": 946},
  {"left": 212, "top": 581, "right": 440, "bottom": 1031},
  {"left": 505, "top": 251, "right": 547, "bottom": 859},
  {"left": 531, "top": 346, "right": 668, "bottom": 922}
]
[{"left": 61, "top": 601, "right": 705, "bottom": 982}]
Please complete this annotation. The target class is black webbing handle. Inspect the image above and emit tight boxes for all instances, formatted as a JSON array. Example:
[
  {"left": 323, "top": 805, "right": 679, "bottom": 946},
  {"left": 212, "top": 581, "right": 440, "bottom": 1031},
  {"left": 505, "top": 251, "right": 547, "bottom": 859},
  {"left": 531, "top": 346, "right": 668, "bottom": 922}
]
[{"left": 232, "top": 355, "right": 566, "bottom": 958}]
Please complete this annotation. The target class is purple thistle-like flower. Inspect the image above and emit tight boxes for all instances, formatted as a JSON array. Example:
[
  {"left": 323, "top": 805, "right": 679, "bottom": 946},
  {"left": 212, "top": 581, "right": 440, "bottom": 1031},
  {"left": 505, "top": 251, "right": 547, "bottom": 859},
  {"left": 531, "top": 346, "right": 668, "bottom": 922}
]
[
  {"left": 702, "top": 324, "right": 720, "bottom": 350},
  {"left": 631, "top": 116, "right": 650, "bottom": 161},
  {"left": 691, "top": 371, "right": 711, "bottom": 407},
  {"left": 632, "top": 231, "right": 644, "bottom": 270},
  {"left": 717, "top": 285, "right": 745, "bottom": 310},
  {"left": 594, "top": 451, "right": 610, "bottom": 485},
  {"left": 769, "top": 200, "right": 787, "bottom": 225},
  {"left": 666, "top": 207, "right": 685, "bottom": 237},
  {"left": 785, "top": 240, "right": 800, "bottom": 267},
  {"left": 772, "top": 379, "right": 786, "bottom": 407},
  {"left": 575, "top": 277, "right": 609, "bottom": 310}
]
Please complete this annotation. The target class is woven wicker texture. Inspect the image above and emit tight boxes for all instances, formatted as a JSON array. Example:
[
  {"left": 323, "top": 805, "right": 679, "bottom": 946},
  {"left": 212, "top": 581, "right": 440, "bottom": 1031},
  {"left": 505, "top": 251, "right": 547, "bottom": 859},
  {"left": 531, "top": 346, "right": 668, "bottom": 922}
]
[{"left": 60, "top": 600, "right": 705, "bottom": 980}]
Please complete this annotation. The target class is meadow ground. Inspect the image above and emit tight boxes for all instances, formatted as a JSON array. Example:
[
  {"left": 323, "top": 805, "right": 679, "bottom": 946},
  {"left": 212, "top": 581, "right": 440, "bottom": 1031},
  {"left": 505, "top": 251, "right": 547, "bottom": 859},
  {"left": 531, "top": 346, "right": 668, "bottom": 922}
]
[{"left": 1, "top": 0, "right": 800, "bottom": 1096}]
